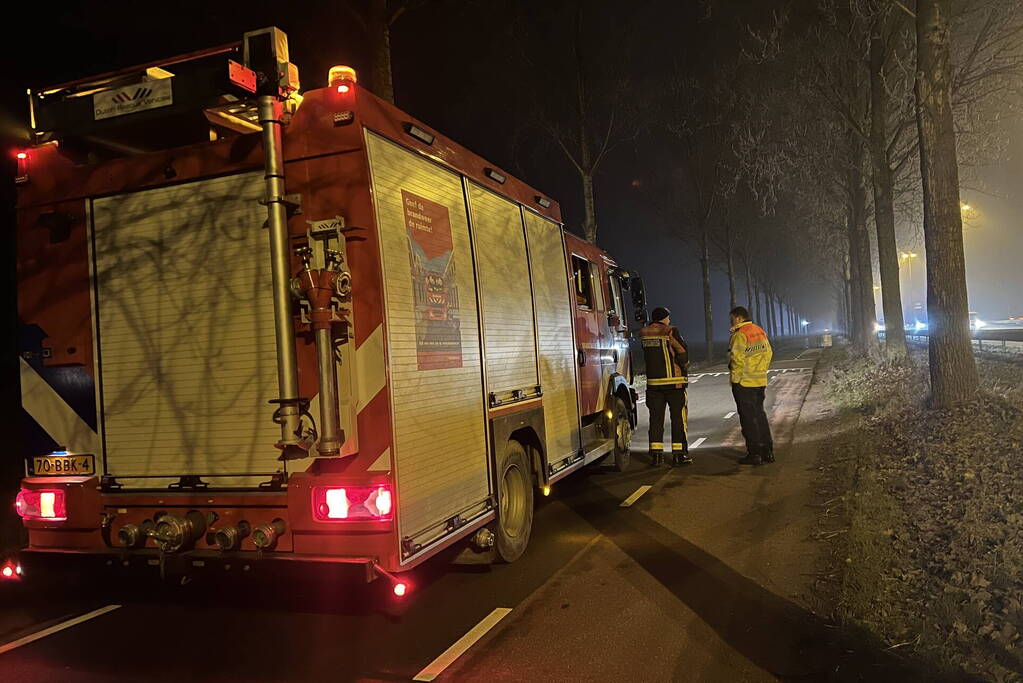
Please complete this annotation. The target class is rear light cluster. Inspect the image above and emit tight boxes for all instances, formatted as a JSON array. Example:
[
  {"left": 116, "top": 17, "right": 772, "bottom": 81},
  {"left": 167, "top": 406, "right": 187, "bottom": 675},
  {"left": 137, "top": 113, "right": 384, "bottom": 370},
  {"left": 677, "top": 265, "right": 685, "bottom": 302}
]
[
  {"left": 312, "top": 485, "right": 392, "bottom": 522},
  {"left": 15, "top": 489, "right": 67, "bottom": 521},
  {"left": 1, "top": 561, "right": 22, "bottom": 580}
]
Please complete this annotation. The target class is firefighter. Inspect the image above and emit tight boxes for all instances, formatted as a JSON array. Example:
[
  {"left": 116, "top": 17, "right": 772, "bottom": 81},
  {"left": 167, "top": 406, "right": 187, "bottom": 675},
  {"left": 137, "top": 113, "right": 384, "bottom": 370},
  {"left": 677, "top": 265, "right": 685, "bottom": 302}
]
[
  {"left": 640, "top": 307, "right": 692, "bottom": 467},
  {"left": 728, "top": 306, "right": 774, "bottom": 465}
]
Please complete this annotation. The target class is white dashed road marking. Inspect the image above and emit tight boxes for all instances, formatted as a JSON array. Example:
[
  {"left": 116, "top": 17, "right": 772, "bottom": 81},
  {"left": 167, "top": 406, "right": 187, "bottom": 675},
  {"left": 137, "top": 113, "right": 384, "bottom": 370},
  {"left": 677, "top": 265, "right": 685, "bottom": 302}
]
[
  {"left": 413, "top": 608, "right": 513, "bottom": 681},
  {"left": 0, "top": 605, "right": 122, "bottom": 656},
  {"left": 621, "top": 485, "right": 653, "bottom": 507},
  {"left": 724, "top": 412, "right": 735, "bottom": 419},
  {"left": 690, "top": 437, "right": 707, "bottom": 448}
]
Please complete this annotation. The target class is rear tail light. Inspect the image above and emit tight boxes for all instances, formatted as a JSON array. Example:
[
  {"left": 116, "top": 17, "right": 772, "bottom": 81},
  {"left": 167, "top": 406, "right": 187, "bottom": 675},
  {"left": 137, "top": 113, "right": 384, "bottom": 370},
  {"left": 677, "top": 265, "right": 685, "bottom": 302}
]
[
  {"left": 0, "top": 562, "right": 20, "bottom": 580},
  {"left": 15, "top": 489, "right": 67, "bottom": 521},
  {"left": 312, "top": 485, "right": 392, "bottom": 522}
]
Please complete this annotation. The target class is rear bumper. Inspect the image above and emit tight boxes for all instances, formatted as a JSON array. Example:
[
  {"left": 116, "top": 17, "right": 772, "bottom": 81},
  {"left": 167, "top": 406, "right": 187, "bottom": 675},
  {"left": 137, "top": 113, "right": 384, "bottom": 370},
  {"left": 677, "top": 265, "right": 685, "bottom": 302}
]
[{"left": 18, "top": 547, "right": 380, "bottom": 582}]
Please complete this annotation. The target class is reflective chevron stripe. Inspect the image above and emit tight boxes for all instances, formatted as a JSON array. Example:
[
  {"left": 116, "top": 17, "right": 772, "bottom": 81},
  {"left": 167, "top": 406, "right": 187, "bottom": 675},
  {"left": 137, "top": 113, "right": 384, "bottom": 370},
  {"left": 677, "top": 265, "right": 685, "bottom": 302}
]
[{"left": 20, "top": 358, "right": 100, "bottom": 455}]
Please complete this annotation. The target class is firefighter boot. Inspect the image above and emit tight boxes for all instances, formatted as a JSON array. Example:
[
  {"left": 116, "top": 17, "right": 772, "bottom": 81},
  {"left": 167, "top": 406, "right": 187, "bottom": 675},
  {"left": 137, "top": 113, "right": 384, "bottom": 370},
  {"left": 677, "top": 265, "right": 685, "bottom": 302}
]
[
  {"left": 671, "top": 449, "right": 693, "bottom": 467},
  {"left": 738, "top": 452, "right": 763, "bottom": 466},
  {"left": 649, "top": 452, "right": 664, "bottom": 467},
  {"left": 762, "top": 449, "right": 776, "bottom": 464}
]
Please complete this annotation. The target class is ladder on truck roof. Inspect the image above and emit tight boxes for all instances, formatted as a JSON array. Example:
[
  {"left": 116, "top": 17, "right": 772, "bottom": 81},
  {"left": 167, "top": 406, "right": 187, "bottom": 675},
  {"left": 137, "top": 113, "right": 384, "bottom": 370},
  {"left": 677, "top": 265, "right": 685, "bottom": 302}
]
[{"left": 29, "top": 41, "right": 268, "bottom": 157}]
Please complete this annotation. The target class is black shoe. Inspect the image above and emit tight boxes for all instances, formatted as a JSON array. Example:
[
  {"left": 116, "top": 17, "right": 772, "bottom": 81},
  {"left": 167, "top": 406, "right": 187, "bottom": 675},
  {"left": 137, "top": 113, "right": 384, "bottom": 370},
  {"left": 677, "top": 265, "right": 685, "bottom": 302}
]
[
  {"left": 738, "top": 454, "right": 762, "bottom": 466},
  {"left": 671, "top": 451, "right": 693, "bottom": 467},
  {"left": 762, "top": 450, "right": 775, "bottom": 464},
  {"left": 649, "top": 452, "right": 664, "bottom": 467}
]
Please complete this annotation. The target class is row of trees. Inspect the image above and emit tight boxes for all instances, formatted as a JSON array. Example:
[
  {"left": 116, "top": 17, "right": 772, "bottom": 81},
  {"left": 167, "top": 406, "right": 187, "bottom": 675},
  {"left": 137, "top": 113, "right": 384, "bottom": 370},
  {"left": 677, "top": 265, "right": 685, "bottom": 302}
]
[
  {"left": 344, "top": 0, "right": 1021, "bottom": 407},
  {"left": 534, "top": 0, "right": 1020, "bottom": 405},
  {"left": 759, "top": 0, "right": 1022, "bottom": 406}
]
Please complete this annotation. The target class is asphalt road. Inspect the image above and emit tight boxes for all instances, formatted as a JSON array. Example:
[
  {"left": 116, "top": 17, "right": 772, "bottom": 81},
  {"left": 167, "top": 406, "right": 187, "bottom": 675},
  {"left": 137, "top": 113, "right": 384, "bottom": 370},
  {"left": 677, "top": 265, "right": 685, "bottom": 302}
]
[{"left": 0, "top": 346, "right": 828, "bottom": 682}]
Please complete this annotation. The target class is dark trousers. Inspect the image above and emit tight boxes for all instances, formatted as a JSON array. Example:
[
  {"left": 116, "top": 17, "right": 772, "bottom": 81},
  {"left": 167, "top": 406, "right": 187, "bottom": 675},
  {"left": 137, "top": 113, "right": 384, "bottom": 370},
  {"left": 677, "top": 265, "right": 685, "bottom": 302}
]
[
  {"left": 647, "top": 385, "right": 688, "bottom": 452},
  {"left": 731, "top": 383, "right": 773, "bottom": 457}
]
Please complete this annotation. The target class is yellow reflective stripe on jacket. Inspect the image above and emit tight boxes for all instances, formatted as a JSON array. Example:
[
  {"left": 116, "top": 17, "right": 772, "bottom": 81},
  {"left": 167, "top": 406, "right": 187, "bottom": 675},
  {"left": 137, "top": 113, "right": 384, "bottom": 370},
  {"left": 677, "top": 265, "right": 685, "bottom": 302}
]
[{"left": 729, "top": 321, "right": 772, "bottom": 387}]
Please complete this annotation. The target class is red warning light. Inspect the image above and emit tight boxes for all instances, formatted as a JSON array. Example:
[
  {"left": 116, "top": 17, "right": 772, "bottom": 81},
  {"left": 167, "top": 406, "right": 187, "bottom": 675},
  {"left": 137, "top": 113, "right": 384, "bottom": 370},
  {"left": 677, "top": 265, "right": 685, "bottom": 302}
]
[
  {"left": 15, "top": 152, "right": 28, "bottom": 160},
  {"left": 1, "top": 563, "right": 15, "bottom": 579},
  {"left": 337, "top": 83, "right": 351, "bottom": 94},
  {"left": 393, "top": 582, "right": 408, "bottom": 597}
]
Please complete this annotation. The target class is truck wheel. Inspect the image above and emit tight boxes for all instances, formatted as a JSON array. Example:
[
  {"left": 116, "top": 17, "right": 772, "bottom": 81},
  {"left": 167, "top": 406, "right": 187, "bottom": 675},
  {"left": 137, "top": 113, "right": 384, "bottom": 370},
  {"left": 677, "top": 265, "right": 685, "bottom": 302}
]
[
  {"left": 495, "top": 440, "right": 533, "bottom": 563},
  {"left": 611, "top": 396, "right": 633, "bottom": 472}
]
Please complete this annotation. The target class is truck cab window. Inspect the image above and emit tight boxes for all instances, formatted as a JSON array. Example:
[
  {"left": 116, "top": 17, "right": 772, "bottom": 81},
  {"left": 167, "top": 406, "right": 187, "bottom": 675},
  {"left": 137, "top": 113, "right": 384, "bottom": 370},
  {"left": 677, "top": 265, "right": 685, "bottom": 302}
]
[
  {"left": 572, "top": 256, "right": 594, "bottom": 309},
  {"left": 608, "top": 274, "right": 624, "bottom": 316}
]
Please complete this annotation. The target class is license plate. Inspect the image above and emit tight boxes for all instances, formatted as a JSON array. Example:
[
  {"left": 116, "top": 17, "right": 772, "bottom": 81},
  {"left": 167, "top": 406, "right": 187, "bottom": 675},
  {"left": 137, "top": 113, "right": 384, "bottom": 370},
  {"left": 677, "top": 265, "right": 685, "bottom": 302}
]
[{"left": 32, "top": 454, "right": 96, "bottom": 476}]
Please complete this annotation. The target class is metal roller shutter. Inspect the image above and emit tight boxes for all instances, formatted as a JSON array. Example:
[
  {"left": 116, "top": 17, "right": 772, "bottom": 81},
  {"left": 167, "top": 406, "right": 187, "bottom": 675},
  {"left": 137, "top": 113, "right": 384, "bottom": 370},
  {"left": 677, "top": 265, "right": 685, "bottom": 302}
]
[
  {"left": 466, "top": 182, "right": 539, "bottom": 398},
  {"left": 523, "top": 211, "right": 581, "bottom": 465},
  {"left": 91, "top": 172, "right": 281, "bottom": 486},
  {"left": 365, "top": 132, "right": 490, "bottom": 547}
]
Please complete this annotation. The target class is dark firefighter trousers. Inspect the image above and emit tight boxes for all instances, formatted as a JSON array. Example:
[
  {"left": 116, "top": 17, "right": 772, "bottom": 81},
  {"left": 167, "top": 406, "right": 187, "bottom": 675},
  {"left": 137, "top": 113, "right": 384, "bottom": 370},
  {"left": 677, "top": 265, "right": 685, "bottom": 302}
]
[
  {"left": 731, "top": 384, "right": 774, "bottom": 457},
  {"left": 647, "top": 385, "right": 688, "bottom": 452}
]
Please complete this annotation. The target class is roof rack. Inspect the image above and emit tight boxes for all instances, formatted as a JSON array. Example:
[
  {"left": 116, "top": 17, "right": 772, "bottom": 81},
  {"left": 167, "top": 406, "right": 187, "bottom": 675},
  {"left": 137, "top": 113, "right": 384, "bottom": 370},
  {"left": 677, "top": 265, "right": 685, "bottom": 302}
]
[{"left": 30, "top": 41, "right": 263, "bottom": 158}]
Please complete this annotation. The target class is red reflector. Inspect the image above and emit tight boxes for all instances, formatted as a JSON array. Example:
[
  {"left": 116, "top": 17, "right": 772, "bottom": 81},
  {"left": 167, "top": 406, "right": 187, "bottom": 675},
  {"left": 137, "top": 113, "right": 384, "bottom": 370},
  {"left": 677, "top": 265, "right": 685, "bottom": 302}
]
[
  {"left": 312, "top": 485, "right": 392, "bottom": 522},
  {"left": 15, "top": 489, "right": 67, "bottom": 521}
]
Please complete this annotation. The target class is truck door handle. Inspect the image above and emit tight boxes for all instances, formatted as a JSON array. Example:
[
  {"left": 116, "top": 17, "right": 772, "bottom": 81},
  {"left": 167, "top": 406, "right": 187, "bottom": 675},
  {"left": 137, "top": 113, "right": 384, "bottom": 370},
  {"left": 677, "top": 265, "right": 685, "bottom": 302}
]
[{"left": 578, "top": 348, "right": 586, "bottom": 366}]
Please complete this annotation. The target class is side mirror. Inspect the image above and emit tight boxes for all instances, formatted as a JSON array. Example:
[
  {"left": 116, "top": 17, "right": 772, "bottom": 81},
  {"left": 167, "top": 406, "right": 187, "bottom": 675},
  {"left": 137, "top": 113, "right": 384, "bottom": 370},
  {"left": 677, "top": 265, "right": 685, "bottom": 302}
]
[{"left": 630, "top": 276, "right": 646, "bottom": 323}]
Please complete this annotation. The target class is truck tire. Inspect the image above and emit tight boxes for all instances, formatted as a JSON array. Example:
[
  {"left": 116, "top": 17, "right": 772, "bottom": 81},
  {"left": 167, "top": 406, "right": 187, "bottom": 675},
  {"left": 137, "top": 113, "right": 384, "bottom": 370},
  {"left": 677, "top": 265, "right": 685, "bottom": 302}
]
[
  {"left": 495, "top": 439, "right": 533, "bottom": 563},
  {"left": 611, "top": 396, "right": 633, "bottom": 472}
]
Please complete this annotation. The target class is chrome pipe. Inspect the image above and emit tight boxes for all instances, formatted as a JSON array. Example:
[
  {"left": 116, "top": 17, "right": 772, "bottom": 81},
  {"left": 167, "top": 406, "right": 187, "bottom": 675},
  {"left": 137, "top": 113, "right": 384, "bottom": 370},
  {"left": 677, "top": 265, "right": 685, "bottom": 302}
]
[
  {"left": 314, "top": 326, "right": 342, "bottom": 456},
  {"left": 258, "top": 95, "right": 302, "bottom": 453}
]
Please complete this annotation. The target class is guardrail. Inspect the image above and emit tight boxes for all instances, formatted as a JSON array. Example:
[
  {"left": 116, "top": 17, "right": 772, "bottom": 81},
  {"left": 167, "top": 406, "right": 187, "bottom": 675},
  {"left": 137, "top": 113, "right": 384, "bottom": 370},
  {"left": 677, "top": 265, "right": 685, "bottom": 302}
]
[{"left": 907, "top": 330, "right": 1023, "bottom": 355}]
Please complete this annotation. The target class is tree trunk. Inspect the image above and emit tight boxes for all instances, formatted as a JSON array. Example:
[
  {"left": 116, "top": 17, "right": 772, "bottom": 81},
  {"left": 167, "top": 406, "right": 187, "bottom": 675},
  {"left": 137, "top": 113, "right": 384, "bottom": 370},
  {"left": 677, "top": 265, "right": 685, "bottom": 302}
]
[
  {"left": 752, "top": 280, "right": 762, "bottom": 326},
  {"left": 700, "top": 226, "right": 714, "bottom": 362},
  {"left": 840, "top": 278, "right": 850, "bottom": 336},
  {"left": 744, "top": 257, "right": 754, "bottom": 313},
  {"left": 915, "top": 0, "right": 979, "bottom": 406},
  {"left": 869, "top": 24, "right": 908, "bottom": 358},
  {"left": 574, "top": 4, "right": 597, "bottom": 244},
  {"left": 848, "top": 148, "right": 879, "bottom": 356},
  {"left": 581, "top": 171, "right": 597, "bottom": 243},
  {"left": 367, "top": 0, "right": 395, "bottom": 104},
  {"left": 846, "top": 233, "right": 862, "bottom": 342},
  {"left": 725, "top": 224, "right": 737, "bottom": 311}
]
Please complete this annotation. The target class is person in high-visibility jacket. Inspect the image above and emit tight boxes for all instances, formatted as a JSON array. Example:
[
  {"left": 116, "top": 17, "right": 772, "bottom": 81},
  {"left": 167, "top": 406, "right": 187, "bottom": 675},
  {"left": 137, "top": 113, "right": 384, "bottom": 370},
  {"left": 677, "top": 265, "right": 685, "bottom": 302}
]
[
  {"left": 640, "top": 307, "right": 693, "bottom": 467},
  {"left": 728, "top": 306, "right": 774, "bottom": 465}
]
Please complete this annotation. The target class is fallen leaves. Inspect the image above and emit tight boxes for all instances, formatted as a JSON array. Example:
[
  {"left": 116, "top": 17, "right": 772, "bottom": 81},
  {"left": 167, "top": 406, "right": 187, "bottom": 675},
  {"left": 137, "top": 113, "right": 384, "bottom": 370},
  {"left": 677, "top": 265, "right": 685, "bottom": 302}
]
[{"left": 818, "top": 349, "right": 1023, "bottom": 682}]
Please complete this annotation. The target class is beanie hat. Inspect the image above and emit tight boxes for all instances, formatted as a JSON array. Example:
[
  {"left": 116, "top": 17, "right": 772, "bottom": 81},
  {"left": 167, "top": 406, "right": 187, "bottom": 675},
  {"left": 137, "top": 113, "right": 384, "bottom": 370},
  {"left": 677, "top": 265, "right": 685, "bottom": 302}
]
[{"left": 651, "top": 306, "right": 671, "bottom": 323}]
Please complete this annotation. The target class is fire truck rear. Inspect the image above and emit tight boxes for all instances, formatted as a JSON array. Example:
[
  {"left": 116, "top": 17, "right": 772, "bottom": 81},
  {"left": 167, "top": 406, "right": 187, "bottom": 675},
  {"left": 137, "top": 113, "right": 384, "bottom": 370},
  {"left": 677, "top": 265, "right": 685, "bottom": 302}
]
[{"left": 10, "top": 28, "right": 646, "bottom": 592}]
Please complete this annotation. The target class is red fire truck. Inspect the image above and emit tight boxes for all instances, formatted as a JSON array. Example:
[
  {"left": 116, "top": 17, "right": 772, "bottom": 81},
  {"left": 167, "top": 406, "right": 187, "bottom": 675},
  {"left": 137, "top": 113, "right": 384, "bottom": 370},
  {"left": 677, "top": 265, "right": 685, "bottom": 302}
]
[{"left": 10, "top": 28, "right": 646, "bottom": 591}]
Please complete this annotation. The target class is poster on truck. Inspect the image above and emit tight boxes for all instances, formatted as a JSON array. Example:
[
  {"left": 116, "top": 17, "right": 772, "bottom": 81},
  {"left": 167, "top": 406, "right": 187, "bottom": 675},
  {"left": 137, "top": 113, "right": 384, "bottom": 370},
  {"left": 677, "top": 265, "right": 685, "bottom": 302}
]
[{"left": 401, "top": 190, "right": 463, "bottom": 370}]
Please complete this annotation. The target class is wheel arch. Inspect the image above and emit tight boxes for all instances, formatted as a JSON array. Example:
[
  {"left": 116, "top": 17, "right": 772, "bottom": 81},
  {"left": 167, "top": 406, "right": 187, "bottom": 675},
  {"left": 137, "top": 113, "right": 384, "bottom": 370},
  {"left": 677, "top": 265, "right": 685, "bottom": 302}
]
[
  {"left": 489, "top": 405, "right": 547, "bottom": 488},
  {"left": 608, "top": 372, "right": 638, "bottom": 427}
]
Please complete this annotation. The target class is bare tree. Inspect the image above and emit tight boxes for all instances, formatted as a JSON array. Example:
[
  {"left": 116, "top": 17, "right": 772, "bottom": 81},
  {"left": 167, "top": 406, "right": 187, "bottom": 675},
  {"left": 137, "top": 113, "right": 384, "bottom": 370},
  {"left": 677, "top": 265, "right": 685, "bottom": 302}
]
[{"left": 339, "top": 0, "right": 431, "bottom": 104}]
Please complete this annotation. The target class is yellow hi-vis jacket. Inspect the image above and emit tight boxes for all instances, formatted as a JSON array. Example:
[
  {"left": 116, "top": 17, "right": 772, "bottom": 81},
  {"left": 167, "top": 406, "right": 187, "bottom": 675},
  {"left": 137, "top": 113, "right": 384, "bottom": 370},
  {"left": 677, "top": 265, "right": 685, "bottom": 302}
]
[{"left": 729, "top": 321, "right": 772, "bottom": 387}]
